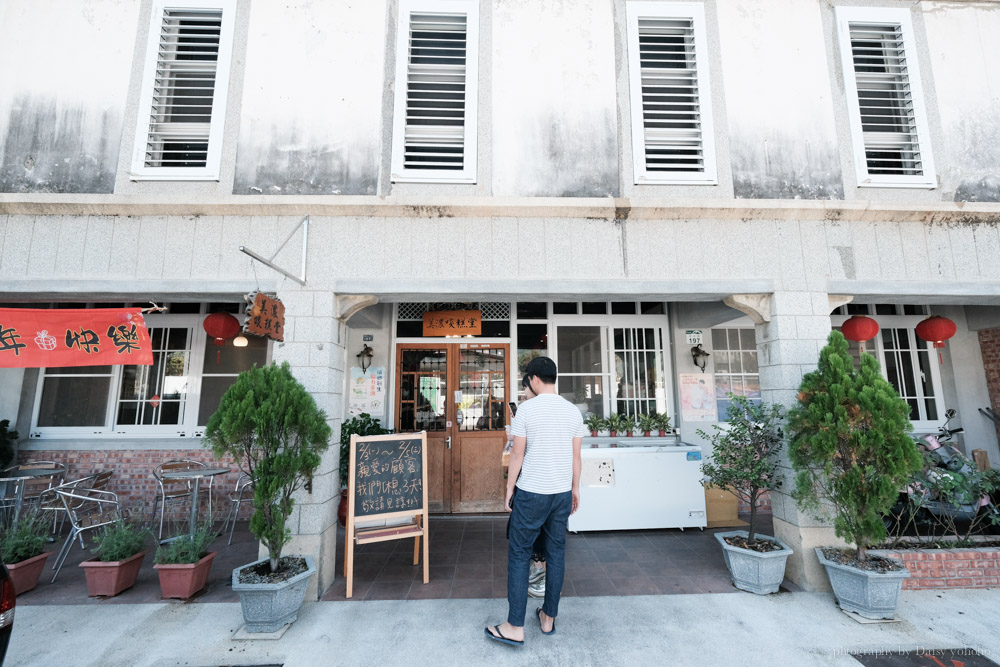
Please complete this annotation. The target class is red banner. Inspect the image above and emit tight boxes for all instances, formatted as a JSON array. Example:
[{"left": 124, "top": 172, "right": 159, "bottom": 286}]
[{"left": 0, "top": 308, "right": 153, "bottom": 368}]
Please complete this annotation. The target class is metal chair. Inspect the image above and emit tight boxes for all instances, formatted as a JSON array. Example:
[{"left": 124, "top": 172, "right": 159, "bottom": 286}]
[
  {"left": 221, "top": 473, "right": 253, "bottom": 545},
  {"left": 1, "top": 461, "right": 65, "bottom": 524},
  {"left": 151, "top": 460, "right": 212, "bottom": 539},
  {"left": 38, "top": 473, "right": 100, "bottom": 535},
  {"left": 50, "top": 486, "right": 123, "bottom": 583}
]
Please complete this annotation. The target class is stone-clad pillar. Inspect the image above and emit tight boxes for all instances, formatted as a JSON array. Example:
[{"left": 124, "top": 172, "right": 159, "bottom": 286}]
[
  {"left": 266, "top": 289, "right": 346, "bottom": 600},
  {"left": 727, "top": 291, "right": 850, "bottom": 591}
]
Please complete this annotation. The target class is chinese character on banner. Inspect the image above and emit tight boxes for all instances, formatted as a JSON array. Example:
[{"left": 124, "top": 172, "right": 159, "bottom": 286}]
[
  {"left": 0, "top": 308, "right": 153, "bottom": 368},
  {"left": 244, "top": 292, "right": 285, "bottom": 342}
]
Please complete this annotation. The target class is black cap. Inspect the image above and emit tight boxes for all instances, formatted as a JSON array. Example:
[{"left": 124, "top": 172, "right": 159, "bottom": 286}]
[{"left": 524, "top": 356, "right": 557, "bottom": 381}]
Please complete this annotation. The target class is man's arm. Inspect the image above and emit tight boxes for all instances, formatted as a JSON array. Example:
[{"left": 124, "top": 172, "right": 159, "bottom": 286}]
[
  {"left": 571, "top": 436, "right": 582, "bottom": 514},
  {"left": 505, "top": 435, "right": 526, "bottom": 512}
]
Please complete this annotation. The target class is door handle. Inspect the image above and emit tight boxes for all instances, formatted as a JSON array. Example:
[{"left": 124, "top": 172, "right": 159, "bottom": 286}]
[{"left": 446, "top": 436, "right": 452, "bottom": 449}]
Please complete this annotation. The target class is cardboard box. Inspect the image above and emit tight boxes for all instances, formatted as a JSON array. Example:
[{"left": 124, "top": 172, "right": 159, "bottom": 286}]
[
  {"left": 705, "top": 486, "right": 748, "bottom": 528},
  {"left": 972, "top": 449, "right": 990, "bottom": 472}
]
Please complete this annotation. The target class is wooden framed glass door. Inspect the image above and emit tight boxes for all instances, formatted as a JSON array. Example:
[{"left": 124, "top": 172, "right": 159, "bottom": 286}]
[{"left": 395, "top": 342, "right": 509, "bottom": 513}]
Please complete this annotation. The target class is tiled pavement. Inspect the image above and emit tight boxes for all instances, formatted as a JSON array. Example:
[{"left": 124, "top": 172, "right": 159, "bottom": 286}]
[
  {"left": 16, "top": 514, "right": 786, "bottom": 605},
  {"left": 321, "top": 515, "right": 789, "bottom": 601}
]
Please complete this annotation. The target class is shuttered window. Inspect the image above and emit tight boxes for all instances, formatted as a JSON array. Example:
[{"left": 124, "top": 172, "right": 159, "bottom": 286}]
[
  {"left": 391, "top": 0, "right": 479, "bottom": 183},
  {"left": 131, "top": 0, "right": 236, "bottom": 180},
  {"left": 836, "top": 7, "right": 935, "bottom": 188},
  {"left": 626, "top": 2, "right": 716, "bottom": 185}
]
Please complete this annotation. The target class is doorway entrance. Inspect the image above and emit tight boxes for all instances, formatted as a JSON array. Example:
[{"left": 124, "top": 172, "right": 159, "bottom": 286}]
[{"left": 394, "top": 342, "right": 509, "bottom": 513}]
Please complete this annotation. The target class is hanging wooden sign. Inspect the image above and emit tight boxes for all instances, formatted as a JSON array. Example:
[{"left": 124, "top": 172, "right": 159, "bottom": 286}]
[
  {"left": 244, "top": 292, "right": 285, "bottom": 342},
  {"left": 0, "top": 308, "right": 153, "bottom": 368},
  {"left": 422, "top": 309, "right": 482, "bottom": 337},
  {"left": 343, "top": 431, "right": 429, "bottom": 599}
]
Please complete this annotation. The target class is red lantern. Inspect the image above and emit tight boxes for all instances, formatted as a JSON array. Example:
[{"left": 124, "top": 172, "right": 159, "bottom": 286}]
[
  {"left": 203, "top": 312, "right": 241, "bottom": 346},
  {"left": 915, "top": 315, "right": 956, "bottom": 349},
  {"left": 840, "top": 315, "right": 880, "bottom": 343}
]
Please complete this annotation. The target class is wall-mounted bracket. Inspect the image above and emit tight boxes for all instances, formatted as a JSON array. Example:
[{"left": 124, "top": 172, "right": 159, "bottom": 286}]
[{"left": 239, "top": 215, "right": 309, "bottom": 285}]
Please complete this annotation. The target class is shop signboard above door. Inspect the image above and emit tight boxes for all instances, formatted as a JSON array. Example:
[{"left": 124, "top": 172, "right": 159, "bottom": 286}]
[
  {"left": 244, "top": 292, "right": 285, "bottom": 342},
  {"left": 422, "top": 309, "right": 482, "bottom": 337},
  {"left": 0, "top": 308, "right": 153, "bottom": 368}
]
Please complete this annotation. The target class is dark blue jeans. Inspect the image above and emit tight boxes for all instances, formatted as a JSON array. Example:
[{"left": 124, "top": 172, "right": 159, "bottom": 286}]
[{"left": 507, "top": 488, "right": 571, "bottom": 626}]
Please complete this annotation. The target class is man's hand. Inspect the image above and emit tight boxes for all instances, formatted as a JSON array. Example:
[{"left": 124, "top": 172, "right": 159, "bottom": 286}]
[
  {"left": 571, "top": 488, "right": 580, "bottom": 515},
  {"left": 505, "top": 486, "right": 514, "bottom": 512}
]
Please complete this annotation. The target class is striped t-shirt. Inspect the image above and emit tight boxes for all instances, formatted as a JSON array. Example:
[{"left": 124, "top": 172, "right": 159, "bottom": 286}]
[{"left": 511, "top": 393, "right": 587, "bottom": 494}]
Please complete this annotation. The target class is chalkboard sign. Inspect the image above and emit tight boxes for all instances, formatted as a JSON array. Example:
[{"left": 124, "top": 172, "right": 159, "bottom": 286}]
[
  {"left": 344, "top": 431, "right": 429, "bottom": 598},
  {"left": 352, "top": 436, "right": 424, "bottom": 517}
]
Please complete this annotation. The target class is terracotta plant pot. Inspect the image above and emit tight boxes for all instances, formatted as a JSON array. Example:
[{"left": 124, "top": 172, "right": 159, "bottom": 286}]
[
  {"left": 609, "top": 430, "right": 617, "bottom": 437},
  {"left": 80, "top": 551, "right": 146, "bottom": 597},
  {"left": 5, "top": 552, "right": 51, "bottom": 595},
  {"left": 338, "top": 488, "right": 349, "bottom": 527},
  {"left": 590, "top": 430, "right": 598, "bottom": 437},
  {"left": 154, "top": 551, "right": 217, "bottom": 599},
  {"left": 643, "top": 431, "right": 651, "bottom": 437},
  {"left": 658, "top": 430, "right": 667, "bottom": 437}
]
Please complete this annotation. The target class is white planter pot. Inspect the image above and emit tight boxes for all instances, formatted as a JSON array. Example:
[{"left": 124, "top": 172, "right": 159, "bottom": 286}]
[
  {"left": 815, "top": 547, "right": 910, "bottom": 620},
  {"left": 715, "top": 530, "right": 792, "bottom": 595},
  {"left": 232, "top": 555, "right": 316, "bottom": 633}
]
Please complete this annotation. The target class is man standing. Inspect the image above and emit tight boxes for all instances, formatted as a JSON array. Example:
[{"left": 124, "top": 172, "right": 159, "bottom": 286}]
[{"left": 485, "top": 356, "right": 585, "bottom": 646}]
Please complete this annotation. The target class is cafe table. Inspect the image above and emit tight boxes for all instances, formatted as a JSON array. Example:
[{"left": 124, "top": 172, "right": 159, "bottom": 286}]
[
  {"left": 0, "top": 467, "right": 65, "bottom": 526},
  {"left": 160, "top": 467, "right": 230, "bottom": 542}
]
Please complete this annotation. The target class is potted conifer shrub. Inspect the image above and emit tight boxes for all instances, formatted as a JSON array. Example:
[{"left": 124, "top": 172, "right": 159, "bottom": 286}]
[
  {"left": 584, "top": 414, "right": 605, "bottom": 437},
  {"left": 787, "top": 331, "right": 922, "bottom": 619},
  {"left": 0, "top": 510, "right": 51, "bottom": 595},
  {"left": 79, "top": 517, "right": 148, "bottom": 597},
  {"left": 699, "top": 395, "right": 791, "bottom": 594},
  {"left": 153, "top": 524, "right": 218, "bottom": 599},
  {"left": 205, "top": 362, "right": 332, "bottom": 634}
]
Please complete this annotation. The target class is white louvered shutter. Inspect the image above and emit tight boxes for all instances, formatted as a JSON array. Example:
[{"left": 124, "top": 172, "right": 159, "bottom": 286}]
[
  {"left": 144, "top": 8, "right": 222, "bottom": 169},
  {"left": 836, "top": 7, "right": 934, "bottom": 188},
  {"left": 392, "top": 0, "right": 478, "bottom": 183},
  {"left": 627, "top": 3, "right": 716, "bottom": 184},
  {"left": 848, "top": 22, "right": 923, "bottom": 177}
]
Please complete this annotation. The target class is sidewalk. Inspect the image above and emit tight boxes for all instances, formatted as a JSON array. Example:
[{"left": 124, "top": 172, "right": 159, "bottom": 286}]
[{"left": 7, "top": 587, "right": 999, "bottom": 666}]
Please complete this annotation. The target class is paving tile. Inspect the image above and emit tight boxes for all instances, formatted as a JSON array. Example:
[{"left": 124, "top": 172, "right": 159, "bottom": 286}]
[
  {"left": 451, "top": 579, "right": 492, "bottom": 599},
  {"left": 591, "top": 547, "right": 632, "bottom": 564},
  {"left": 569, "top": 576, "right": 617, "bottom": 596},
  {"left": 692, "top": 575, "right": 736, "bottom": 594},
  {"left": 429, "top": 564, "right": 456, "bottom": 580},
  {"left": 375, "top": 565, "right": 421, "bottom": 582},
  {"left": 456, "top": 550, "right": 492, "bottom": 565},
  {"left": 648, "top": 576, "right": 703, "bottom": 595},
  {"left": 407, "top": 579, "right": 454, "bottom": 600},
  {"left": 598, "top": 561, "right": 645, "bottom": 578},
  {"left": 459, "top": 539, "right": 493, "bottom": 552},
  {"left": 610, "top": 576, "right": 659, "bottom": 596},
  {"left": 364, "top": 581, "right": 412, "bottom": 601},
  {"left": 454, "top": 563, "right": 493, "bottom": 580}
]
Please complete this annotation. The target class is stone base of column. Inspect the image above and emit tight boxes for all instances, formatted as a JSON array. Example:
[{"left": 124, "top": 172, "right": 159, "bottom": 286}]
[
  {"left": 258, "top": 523, "right": 339, "bottom": 601},
  {"left": 772, "top": 518, "right": 848, "bottom": 592}
]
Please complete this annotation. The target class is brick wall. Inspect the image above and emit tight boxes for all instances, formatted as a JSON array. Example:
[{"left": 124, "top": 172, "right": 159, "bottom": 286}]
[
  {"left": 873, "top": 548, "right": 1000, "bottom": 590},
  {"left": 18, "top": 449, "right": 254, "bottom": 523},
  {"left": 979, "top": 328, "right": 1000, "bottom": 443}
]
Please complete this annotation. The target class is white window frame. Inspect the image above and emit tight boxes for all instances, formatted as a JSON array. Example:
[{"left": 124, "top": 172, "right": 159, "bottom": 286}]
[
  {"left": 835, "top": 6, "right": 936, "bottom": 189},
  {"left": 625, "top": 1, "right": 717, "bottom": 185},
  {"left": 831, "top": 313, "right": 945, "bottom": 432},
  {"left": 130, "top": 0, "right": 237, "bottom": 181},
  {"left": 710, "top": 326, "right": 760, "bottom": 417},
  {"left": 390, "top": 0, "right": 480, "bottom": 184}
]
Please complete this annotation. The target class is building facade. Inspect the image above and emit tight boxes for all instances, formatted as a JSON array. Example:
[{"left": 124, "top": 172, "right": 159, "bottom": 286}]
[{"left": 2, "top": 0, "right": 1000, "bottom": 596}]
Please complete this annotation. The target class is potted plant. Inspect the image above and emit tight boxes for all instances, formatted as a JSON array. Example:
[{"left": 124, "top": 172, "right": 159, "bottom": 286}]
[
  {"left": 637, "top": 413, "right": 658, "bottom": 437},
  {"left": 205, "top": 362, "right": 332, "bottom": 634},
  {"left": 606, "top": 413, "right": 625, "bottom": 437},
  {"left": 620, "top": 414, "right": 637, "bottom": 437},
  {"left": 0, "top": 510, "right": 50, "bottom": 595},
  {"left": 337, "top": 413, "right": 392, "bottom": 527},
  {"left": 655, "top": 413, "right": 672, "bottom": 437},
  {"left": 79, "top": 517, "right": 148, "bottom": 597},
  {"left": 0, "top": 419, "right": 16, "bottom": 469},
  {"left": 153, "top": 524, "right": 218, "bottom": 599},
  {"left": 699, "top": 395, "right": 791, "bottom": 595},
  {"left": 584, "top": 414, "right": 605, "bottom": 437},
  {"left": 787, "top": 331, "right": 922, "bottom": 619}
]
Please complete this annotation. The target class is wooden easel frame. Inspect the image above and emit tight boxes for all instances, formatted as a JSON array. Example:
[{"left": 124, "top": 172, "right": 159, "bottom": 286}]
[{"left": 344, "top": 431, "right": 430, "bottom": 599}]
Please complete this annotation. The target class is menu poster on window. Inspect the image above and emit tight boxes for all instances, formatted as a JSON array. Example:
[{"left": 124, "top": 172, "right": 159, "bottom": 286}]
[
  {"left": 349, "top": 366, "right": 386, "bottom": 418},
  {"left": 680, "top": 373, "right": 718, "bottom": 422}
]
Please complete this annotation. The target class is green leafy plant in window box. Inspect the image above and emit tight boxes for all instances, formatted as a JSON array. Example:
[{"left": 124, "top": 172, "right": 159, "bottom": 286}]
[
  {"left": 605, "top": 412, "right": 626, "bottom": 437},
  {"left": 584, "top": 414, "right": 606, "bottom": 436},
  {"left": 637, "top": 413, "right": 658, "bottom": 436},
  {"left": 655, "top": 412, "right": 673, "bottom": 436},
  {"left": 620, "top": 413, "right": 637, "bottom": 437}
]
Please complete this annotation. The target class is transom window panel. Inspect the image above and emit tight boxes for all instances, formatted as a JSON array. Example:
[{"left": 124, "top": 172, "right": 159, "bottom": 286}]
[
  {"left": 626, "top": 2, "right": 716, "bottom": 184},
  {"left": 131, "top": 0, "right": 236, "bottom": 180},
  {"left": 398, "top": 349, "right": 448, "bottom": 432},
  {"left": 835, "top": 7, "right": 935, "bottom": 188},
  {"left": 392, "top": 0, "right": 479, "bottom": 183},
  {"left": 712, "top": 328, "right": 760, "bottom": 417}
]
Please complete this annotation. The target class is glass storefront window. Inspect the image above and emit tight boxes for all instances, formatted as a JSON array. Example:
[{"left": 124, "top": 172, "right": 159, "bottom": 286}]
[{"left": 712, "top": 328, "right": 760, "bottom": 417}]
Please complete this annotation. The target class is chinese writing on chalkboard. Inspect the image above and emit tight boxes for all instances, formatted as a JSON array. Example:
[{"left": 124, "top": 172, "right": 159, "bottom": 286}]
[{"left": 353, "top": 437, "right": 424, "bottom": 517}]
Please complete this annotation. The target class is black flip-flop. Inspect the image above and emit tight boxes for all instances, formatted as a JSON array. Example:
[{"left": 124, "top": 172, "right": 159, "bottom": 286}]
[
  {"left": 536, "top": 608, "right": 556, "bottom": 635},
  {"left": 485, "top": 625, "right": 524, "bottom": 647}
]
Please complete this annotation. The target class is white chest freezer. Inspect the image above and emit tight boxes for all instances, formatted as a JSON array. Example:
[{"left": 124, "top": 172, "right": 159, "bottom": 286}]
[{"left": 568, "top": 442, "right": 707, "bottom": 532}]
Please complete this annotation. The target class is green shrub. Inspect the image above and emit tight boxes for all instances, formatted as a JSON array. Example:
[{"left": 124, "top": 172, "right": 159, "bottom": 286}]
[
  {"left": 655, "top": 413, "right": 672, "bottom": 432},
  {"left": 699, "top": 395, "right": 784, "bottom": 543},
  {"left": 90, "top": 518, "right": 148, "bottom": 562},
  {"left": 620, "top": 414, "right": 637, "bottom": 434},
  {"left": 606, "top": 413, "right": 626, "bottom": 433},
  {"left": 338, "top": 413, "right": 392, "bottom": 488},
  {"left": 204, "top": 362, "right": 332, "bottom": 572},
  {"left": 0, "top": 510, "right": 48, "bottom": 564},
  {"left": 787, "top": 331, "right": 922, "bottom": 561},
  {"left": 584, "top": 414, "right": 606, "bottom": 433},
  {"left": 637, "top": 413, "right": 658, "bottom": 434},
  {"left": 154, "top": 524, "right": 217, "bottom": 565}
]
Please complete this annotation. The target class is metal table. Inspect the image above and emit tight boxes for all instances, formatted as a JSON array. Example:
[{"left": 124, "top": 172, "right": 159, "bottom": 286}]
[
  {"left": 0, "top": 466, "right": 65, "bottom": 526},
  {"left": 160, "top": 467, "right": 230, "bottom": 540}
]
